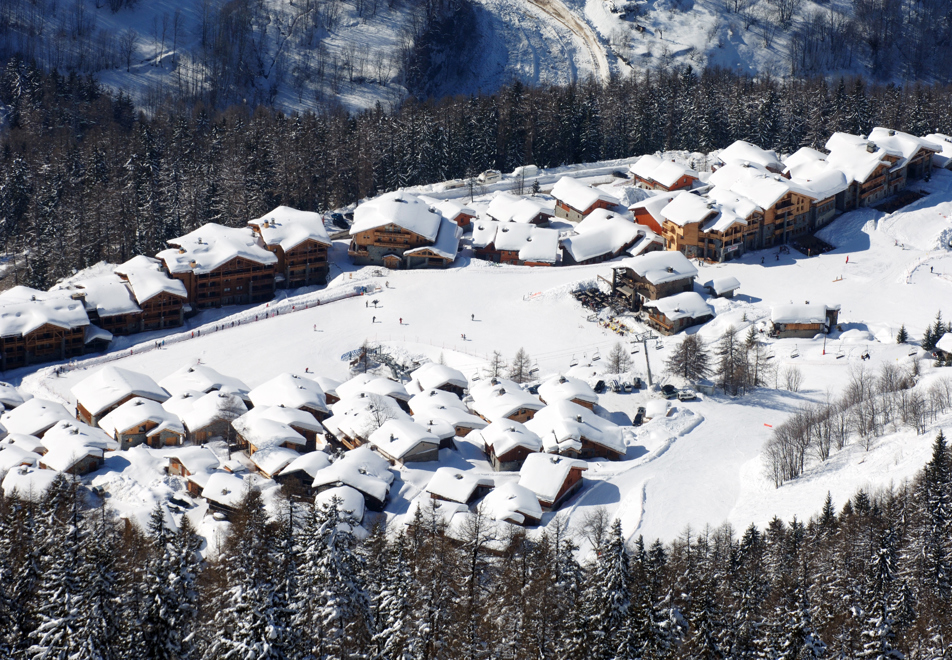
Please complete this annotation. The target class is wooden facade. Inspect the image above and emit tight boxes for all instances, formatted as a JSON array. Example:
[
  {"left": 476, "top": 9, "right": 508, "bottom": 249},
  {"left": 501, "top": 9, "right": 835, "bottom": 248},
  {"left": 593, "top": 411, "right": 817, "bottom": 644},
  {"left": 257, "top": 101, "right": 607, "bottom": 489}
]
[
  {"left": 645, "top": 307, "right": 714, "bottom": 336},
  {"left": 539, "top": 465, "right": 586, "bottom": 510},
  {"left": 138, "top": 292, "right": 186, "bottom": 331},
  {"left": 112, "top": 419, "right": 184, "bottom": 450},
  {"left": 487, "top": 445, "right": 536, "bottom": 472},
  {"left": 348, "top": 224, "right": 433, "bottom": 268},
  {"left": 610, "top": 267, "right": 694, "bottom": 309},
  {"left": 77, "top": 393, "right": 139, "bottom": 428},
  {"left": 554, "top": 197, "right": 613, "bottom": 223},
  {"left": 267, "top": 238, "right": 329, "bottom": 289},
  {"left": 632, "top": 172, "right": 697, "bottom": 192},
  {"left": 170, "top": 256, "right": 276, "bottom": 309},
  {"left": 0, "top": 323, "right": 86, "bottom": 371}
]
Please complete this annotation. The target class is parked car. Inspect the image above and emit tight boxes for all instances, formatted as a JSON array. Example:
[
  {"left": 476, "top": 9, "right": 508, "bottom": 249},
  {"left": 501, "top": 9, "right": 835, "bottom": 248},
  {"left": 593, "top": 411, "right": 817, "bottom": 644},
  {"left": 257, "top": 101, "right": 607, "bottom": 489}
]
[
  {"left": 593, "top": 380, "right": 607, "bottom": 394},
  {"left": 442, "top": 179, "right": 466, "bottom": 190},
  {"left": 527, "top": 383, "right": 541, "bottom": 395},
  {"left": 633, "top": 412, "right": 643, "bottom": 426},
  {"left": 622, "top": 381, "right": 632, "bottom": 393},
  {"left": 631, "top": 377, "right": 643, "bottom": 389},
  {"left": 329, "top": 212, "right": 348, "bottom": 228},
  {"left": 661, "top": 384, "right": 678, "bottom": 399},
  {"left": 610, "top": 380, "right": 621, "bottom": 393},
  {"left": 636, "top": 406, "right": 647, "bottom": 417},
  {"left": 678, "top": 389, "right": 698, "bottom": 401},
  {"left": 512, "top": 165, "right": 540, "bottom": 178},
  {"left": 612, "top": 169, "right": 630, "bottom": 179},
  {"left": 477, "top": 169, "right": 502, "bottom": 184}
]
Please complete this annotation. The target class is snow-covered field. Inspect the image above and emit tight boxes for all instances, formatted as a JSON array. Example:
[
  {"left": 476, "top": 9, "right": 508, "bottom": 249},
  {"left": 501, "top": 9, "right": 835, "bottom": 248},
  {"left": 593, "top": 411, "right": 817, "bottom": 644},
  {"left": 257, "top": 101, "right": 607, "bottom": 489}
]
[{"left": 11, "top": 169, "right": 952, "bottom": 551}]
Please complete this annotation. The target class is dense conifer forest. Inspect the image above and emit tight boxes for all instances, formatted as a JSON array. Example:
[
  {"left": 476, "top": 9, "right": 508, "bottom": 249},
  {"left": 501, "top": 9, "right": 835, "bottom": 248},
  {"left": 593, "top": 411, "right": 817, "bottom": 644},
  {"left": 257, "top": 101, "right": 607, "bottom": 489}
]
[
  {"left": 1, "top": 59, "right": 952, "bottom": 288},
  {"left": 0, "top": 431, "right": 949, "bottom": 659}
]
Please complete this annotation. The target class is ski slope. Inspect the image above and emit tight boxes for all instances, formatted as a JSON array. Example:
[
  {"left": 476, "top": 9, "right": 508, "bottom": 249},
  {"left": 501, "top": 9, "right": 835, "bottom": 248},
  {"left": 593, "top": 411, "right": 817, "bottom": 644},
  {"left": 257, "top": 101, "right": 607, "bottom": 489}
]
[{"left": 13, "top": 169, "right": 952, "bottom": 550}]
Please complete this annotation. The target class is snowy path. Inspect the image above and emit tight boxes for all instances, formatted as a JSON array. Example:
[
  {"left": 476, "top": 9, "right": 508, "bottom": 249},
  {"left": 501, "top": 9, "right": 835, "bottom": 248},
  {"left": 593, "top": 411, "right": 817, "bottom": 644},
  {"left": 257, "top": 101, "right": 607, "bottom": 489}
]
[{"left": 527, "top": 0, "right": 612, "bottom": 83}]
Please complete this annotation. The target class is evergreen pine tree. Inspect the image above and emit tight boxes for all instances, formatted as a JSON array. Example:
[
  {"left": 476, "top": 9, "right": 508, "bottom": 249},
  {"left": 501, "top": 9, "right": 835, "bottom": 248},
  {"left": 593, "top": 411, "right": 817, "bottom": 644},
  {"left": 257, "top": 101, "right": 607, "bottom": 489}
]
[
  {"left": 896, "top": 325, "right": 908, "bottom": 344},
  {"left": 75, "top": 504, "right": 122, "bottom": 660},
  {"left": 585, "top": 519, "right": 630, "bottom": 659},
  {"left": 665, "top": 333, "right": 711, "bottom": 382},
  {"left": 917, "top": 430, "right": 952, "bottom": 601}
]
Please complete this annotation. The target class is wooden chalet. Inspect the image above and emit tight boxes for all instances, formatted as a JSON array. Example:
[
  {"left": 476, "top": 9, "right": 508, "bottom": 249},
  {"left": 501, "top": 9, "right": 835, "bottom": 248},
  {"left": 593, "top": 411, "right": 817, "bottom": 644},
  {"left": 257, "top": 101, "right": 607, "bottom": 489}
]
[
  {"left": 471, "top": 222, "right": 560, "bottom": 267},
  {"left": 421, "top": 196, "right": 478, "bottom": 228},
  {"left": 715, "top": 140, "right": 784, "bottom": 173},
  {"left": 825, "top": 133, "right": 903, "bottom": 211},
  {"left": 98, "top": 398, "right": 185, "bottom": 450},
  {"left": 770, "top": 304, "right": 840, "bottom": 339},
  {"left": 156, "top": 223, "right": 278, "bottom": 309},
  {"left": 629, "top": 155, "right": 698, "bottom": 191},
  {"left": 248, "top": 206, "right": 332, "bottom": 288},
  {"left": 868, "top": 127, "right": 940, "bottom": 186},
  {"left": 527, "top": 401, "right": 626, "bottom": 460},
  {"left": 0, "top": 287, "right": 89, "bottom": 371},
  {"left": 610, "top": 250, "right": 698, "bottom": 311},
  {"left": 425, "top": 467, "right": 494, "bottom": 505},
  {"left": 643, "top": 292, "right": 714, "bottom": 336},
  {"left": 115, "top": 256, "right": 190, "bottom": 331},
  {"left": 551, "top": 176, "right": 620, "bottom": 223},
  {"left": 348, "top": 192, "right": 447, "bottom": 269},
  {"left": 560, "top": 210, "right": 648, "bottom": 266},
  {"left": 477, "top": 420, "right": 543, "bottom": 471},
  {"left": 518, "top": 453, "right": 587, "bottom": 511},
  {"left": 72, "top": 366, "right": 169, "bottom": 428},
  {"left": 57, "top": 275, "right": 143, "bottom": 337}
]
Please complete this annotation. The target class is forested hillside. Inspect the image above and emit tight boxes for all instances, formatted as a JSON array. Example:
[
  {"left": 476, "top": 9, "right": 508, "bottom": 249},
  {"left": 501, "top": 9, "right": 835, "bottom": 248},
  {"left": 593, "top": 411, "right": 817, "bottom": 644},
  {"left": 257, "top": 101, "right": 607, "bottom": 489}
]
[
  {"left": 1, "top": 60, "right": 951, "bottom": 289},
  {"left": 1, "top": 432, "right": 950, "bottom": 658}
]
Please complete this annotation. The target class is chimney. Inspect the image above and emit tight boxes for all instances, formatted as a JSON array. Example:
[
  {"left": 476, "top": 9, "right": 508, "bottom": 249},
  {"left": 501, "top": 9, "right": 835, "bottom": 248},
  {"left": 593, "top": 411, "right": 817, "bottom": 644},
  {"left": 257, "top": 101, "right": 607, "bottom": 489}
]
[
  {"left": 888, "top": 129, "right": 895, "bottom": 136},
  {"left": 576, "top": 415, "right": 582, "bottom": 422},
  {"left": 866, "top": 142, "right": 876, "bottom": 153}
]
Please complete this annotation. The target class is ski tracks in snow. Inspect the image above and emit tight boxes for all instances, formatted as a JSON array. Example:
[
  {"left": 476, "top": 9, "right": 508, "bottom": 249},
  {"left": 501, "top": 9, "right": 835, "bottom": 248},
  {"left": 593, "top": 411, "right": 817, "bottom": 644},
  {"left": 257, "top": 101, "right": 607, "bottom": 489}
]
[{"left": 526, "top": 0, "right": 611, "bottom": 84}]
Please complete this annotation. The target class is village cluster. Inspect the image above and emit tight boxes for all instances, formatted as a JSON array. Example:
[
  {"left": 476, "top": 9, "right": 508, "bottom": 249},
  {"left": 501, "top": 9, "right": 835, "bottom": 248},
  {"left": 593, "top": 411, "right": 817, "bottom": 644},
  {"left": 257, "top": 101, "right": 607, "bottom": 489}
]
[
  {"left": 0, "top": 358, "right": 653, "bottom": 530},
  {"left": 1, "top": 126, "right": 949, "bottom": 373}
]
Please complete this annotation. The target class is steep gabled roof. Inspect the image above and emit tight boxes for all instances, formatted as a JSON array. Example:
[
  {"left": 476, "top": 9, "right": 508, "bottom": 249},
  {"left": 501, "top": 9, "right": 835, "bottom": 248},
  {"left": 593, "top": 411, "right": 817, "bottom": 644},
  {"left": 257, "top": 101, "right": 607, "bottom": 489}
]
[
  {"left": 350, "top": 191, "right": 442, "bottom": 241},
  {"left": 71, "top": 367, "right": 169, "bottom": 417},
  {"left": 114, "top": 256, "right": 188, "bottom": 304},
  {"left": 158, "top": 223, "right": 278, "bottom": 274},
  {"left": 249, "top": 205, "right": 331, "bottom": 251},
  {"left": 551, "top": 177, "right": 620, "bottom": 212}
]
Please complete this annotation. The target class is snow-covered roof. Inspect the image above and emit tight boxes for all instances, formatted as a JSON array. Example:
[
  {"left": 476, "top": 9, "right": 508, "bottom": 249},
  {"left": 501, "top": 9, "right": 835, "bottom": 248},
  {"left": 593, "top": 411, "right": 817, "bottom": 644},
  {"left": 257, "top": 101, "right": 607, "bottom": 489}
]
[
  {"left": 474, "top": 419, "right": 543, "bottom": 457},
  {"left": 0, "top": 382, "right": 27, "bottom": 409},
  {"left": 2, "top": 466, "right": 61, "bottom": 499},
  {"left": 43, "top": 420, "right": 116, "bottom": 451},
  {"left": 409, "top": 388, "right": 466, "bottom": 414},
  {"left": 410, "top": 362, "right": 468, "bottom": 392},
  {"left": 323, "top": 393, "right": 411, "bottom": 441},
  {"left": 232, "top": 406, "right": 307, "bottom": 450},
  {"left": 825, "top": 133, "right": 893, "bottom": 184},
  {"left": 202, "top": 471, "right": 247, "bottom": 509},
  {"left": 561, "top": 211, "right": 646, "bottom": 262},
  {"left": 413, "top": 416, "right": 456, "bottom": 440},
  {"left": 629, "top": 191, "right": 678, "bottom": 221},
  {"left": 526, "top": 400, "right": 626, "bottom": 455},
  {"left": 39, "top": 423, "right": 107, "bottom": 472},
  {"left": 311, "top": 445, "right": 394, "bottom": 503},
  {"left": 167, "top": 446, "right": 220, "bottom": 474},
  {"left": 486, "top": 192, "right": 555, "bottom": 224},
  {"left": 84, "top": 325, "right": 113, "bottom": 345},
  {"left": 783, "top": 147, "right": 828, "bottom": 174},
  {"left": 619, "top": 250, "right": 698, "bottom": 284},
  {"left": 419, "top": 196, "right": 477, "bottom": 221},
  {"left": 630, "top": 155, "right": 698, "bottom": 187},
  {"left": 701, "top": 188, "right": 759, "bottom": 233},
  {"left": 248, "top": 373, "right": 328, "bottom": 414},
  {"left": 350, "top": 191, "right": 442, "bottom": 241},
  {"left": 248, "top": 205, "right": 331, "bottom": 251},
  {"left": 0, "top": 287, "right": 90, "bottom": 337},
  {"left": 159, "top": 364, "right": 251, "bottom": 400},
  {"left": 492, "top": 224, "right": 560, "bottom": 264},
  {"left": 425, "top": 467, "right": 494, "bottom": 503},
  {"left": 660, "top": 191, "right": 718, "bottom": 227},
  {"left": 471, "top": 220, "right": 501, "bottom": 249},
  {"left": 54, "top": 274, "right": 141, "bottom": 318},
  {"left": 162, "top": 389, "right": 248, "bottom": 431},
  {"left": 315, "top": 485, "right": 366, "bottom": 522},
  {"left": 922, "top": 133, "right": 952, "bottom": 168},
  {"left": 704, "top": 276, "right": 741, "bottom": 295},
  {"left": 716, "top": 140, "right": 783, "bottom": 171},
  {"left": 644, "top": 291, "right": 714, "bottom": 322},
  {"left": 538, "top": 374, "right": 598, "bottom": 406},
  {"left": 936, "top": 333, "right": 952, "bottom": 354},
  {"left": 72, "top": 366, "right": 169, "bottom": 417},
  {"left": 0, "top": 445, "right": 40, "bottom": 471},
  {"left": 770, "top": 303, "right": 839, "bottom": 325},
  {"left": 311, "top": 376, "right": 342, "bottom": 398},
  {"left": 158, "top": 223, "right": 277, "bottom": 274},
  {"left": 410, "top": 400, "right": 487, "bottom": 432},
  {"left": 114, "top": 256, "right": 188, "bottom": 304},
  {"left": 868, "top": 127, "right": 941, "bottom": 162},
  {"left": 469, "top": 377, "right": 544, "bottom": 421},
  {"left": 368, "top": 418, "right": 439, "bottom": 460},
  {"left": 404, "top": 216, "right": 461, "bottom": 261},
  {"left": 7, "top": 433, "right": 45, "bottom": 454},
  {"left": 98, "top": 397, "right": 184, "bottom": 438},
  {"left": 518, "top": 453, "right": 587, "bottom": 504},
  {"left": 336, "top": 373, "right": 409, "bottom": 402},
  {"left": 249, "top": 445, "right": 300, "bottom": 477},
  {"left": 551, "top": 176, "right": 620, "bottom": 212},
  {"left": 280, "top": 450, "right": 332, "bottom": 479},
  {"left": 480, "top": 481, "right": 542, "bottom": 525},
  {"left": 1, "top": 399, "right": 74, "bottom": 437}
]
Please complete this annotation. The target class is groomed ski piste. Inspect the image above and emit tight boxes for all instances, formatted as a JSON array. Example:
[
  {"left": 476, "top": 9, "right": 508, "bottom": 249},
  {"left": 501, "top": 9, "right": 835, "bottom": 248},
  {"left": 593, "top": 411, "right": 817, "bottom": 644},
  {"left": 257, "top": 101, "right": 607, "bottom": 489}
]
[{"left": 10, "top": 165, "right": 952, "bottom": 558}]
